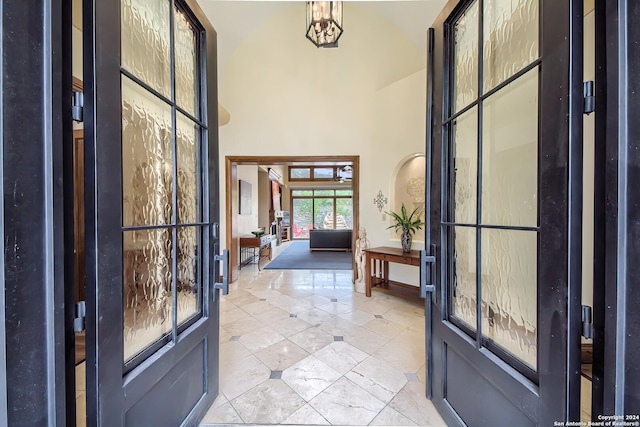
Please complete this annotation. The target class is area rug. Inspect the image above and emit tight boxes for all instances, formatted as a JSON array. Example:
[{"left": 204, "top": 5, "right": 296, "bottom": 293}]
[{"left": 264, "top": 241, "right": 352, "bottom": 270}]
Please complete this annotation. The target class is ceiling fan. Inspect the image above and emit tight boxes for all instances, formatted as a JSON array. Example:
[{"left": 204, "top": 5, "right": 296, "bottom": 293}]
[{"left": 337, "top": 165, "right": 352, "bottom": 183}]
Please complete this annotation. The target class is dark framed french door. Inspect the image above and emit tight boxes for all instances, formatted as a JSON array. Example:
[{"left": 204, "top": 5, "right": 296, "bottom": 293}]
[
  {"left": 423, "top": 0, "right": 584, "bottom": 425},
  {"left": 83, "top": 0, "right": 224, "bottom": 424}
]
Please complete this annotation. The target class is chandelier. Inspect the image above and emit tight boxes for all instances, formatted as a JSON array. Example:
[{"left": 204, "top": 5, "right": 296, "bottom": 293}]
[{"left": 306, "top": 2, "right": 344, "bottom": 48}]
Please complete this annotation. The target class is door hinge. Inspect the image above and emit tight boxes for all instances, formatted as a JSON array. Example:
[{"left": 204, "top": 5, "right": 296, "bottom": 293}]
[
  {"left": 420, "top": 245, "right": 437, "bottom": 299},
  {"left": 74, "top": 301, "right": 86, "bottom": 333},
  {"left": 72, "top": 90, "right": 84, "bottom": 122},
  {"left": 583, "top": 81, "right": 595, "bottom": 115},
  {"left": 581, "top": 305, "right": 594, "bottom": 339}
]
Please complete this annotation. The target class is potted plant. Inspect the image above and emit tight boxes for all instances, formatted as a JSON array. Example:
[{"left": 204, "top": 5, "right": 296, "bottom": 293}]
[{"left": 386, "top": 203, "right": 425, "bottom": 252}]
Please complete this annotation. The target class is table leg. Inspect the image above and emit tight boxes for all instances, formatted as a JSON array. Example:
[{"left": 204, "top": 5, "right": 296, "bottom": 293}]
[
  {"left": 365, "top": 254, "right": 371, "bottom": 297},
  {"left": 384, "top": 261, "right": 389, "bottom": 285}
]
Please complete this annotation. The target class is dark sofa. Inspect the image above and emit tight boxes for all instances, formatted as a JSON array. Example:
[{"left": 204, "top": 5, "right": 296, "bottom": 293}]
[{"left": 309, "top": 229, "right": 352, "bottom": 251}]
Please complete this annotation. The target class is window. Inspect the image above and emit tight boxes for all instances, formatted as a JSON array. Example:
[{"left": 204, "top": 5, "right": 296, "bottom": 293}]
[
  {"left": 291, "top": 189, "right": 353, "bottom": 238},
  {"left": 288, "top": 165, "right": 351, "bottom": 182}
]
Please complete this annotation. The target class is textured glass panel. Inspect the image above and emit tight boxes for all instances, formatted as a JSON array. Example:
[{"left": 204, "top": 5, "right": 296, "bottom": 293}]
[
  {"left": 177, "top": 113, "right": 200, "bottom": 224},
  {"left": 123, "top": 228, "right": 173, "bottom": 362},
  {"left": 122, "top": 76, "right": 173, "bottom": 227},
  {"left": 450, "top": 226, "right": 477, "bottom": 330},
  {"left": 174, "top": 6, "right": 198, "bottom": 117},
  {"left": 452, "top": 107, "right": 478, "bottom": 224},
  {"left": 453, "top": 1, "right": 478, "bottom": 113},
  {"left": 314, "top": 199, "right": 335, "bottom": 229},
  {"left": 481, "top": 229, "right": 537, "bottom": 369},
  {"left": 177, "top": 226, "right": 201, "bottom": 325},
  {"left": 121, "top": 0, "right": 171, "bottom": 97},
  {"left": 481, "top": 68, "right": 538, "bottom": 227},
  {"left": 483, "top": 0, "right": 539, "bottom": 91}
]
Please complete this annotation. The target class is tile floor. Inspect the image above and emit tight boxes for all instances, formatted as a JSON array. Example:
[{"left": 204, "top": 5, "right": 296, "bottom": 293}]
[
  {"left": 200, "top": 242, "right": 447, "bottom": 426},
  {"left": 72, "top": 241, "right": 594, "bottom": 426}
]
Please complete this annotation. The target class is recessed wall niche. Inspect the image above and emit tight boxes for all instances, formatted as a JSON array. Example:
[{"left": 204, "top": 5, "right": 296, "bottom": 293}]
[{"left": 391, "top": 154, "right": 426, "bottom": 242}]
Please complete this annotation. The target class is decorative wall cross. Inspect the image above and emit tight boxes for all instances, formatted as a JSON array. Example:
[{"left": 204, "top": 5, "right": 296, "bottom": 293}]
[{"left": 373, "top": 190, "right": 388, "bottom": 212}]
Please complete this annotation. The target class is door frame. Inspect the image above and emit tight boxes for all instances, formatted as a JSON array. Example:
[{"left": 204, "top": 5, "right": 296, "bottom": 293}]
[
  {"left": 425, "top": 0, "right": 584, "bottom": 424},
  {"left": 224, "top": 155, "right": 359, "bottom": 283},
  {"left": 592, "top": 0, "right": 640, "bottom": 416}
]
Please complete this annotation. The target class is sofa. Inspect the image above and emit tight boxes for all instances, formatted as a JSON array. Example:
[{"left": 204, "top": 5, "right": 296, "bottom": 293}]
[{"left": 309, "top": 229, "right": 352, "bottom": 251}]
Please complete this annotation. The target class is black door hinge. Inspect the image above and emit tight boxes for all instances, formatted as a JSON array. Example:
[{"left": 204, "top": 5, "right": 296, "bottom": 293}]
[
  {"left": 581, "top": 305, "right": 594, "bottom": 339},
  {"left": 583, "top": 81, "right": 595, "bottom": 115},
  {"left": 74, "top": 301, "right": 86, "bottom": 333},
  {"left": 72, "top": 91, "right": 84, "bottom": 122}
]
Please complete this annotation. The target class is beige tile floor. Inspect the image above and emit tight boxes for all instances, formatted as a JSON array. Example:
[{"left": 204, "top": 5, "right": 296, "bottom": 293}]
[
  {"left": 72, "top": 241, "right": 594, "bottom": 426},
  {"left": 200, "top": 242, "right": 447, "bottom": 426}
]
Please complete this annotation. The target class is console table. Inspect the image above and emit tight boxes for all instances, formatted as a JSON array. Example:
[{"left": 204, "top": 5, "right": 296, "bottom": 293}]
[
  {"left": 239, "top": 234, "right": 275, "bottom": 270},
  {"left": 365, "top": 246, "right": 421, "bottom": 301}
]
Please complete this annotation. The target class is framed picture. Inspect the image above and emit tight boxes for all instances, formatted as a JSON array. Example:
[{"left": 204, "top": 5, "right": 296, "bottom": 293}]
[
  {"left": 271, "top": 180, "right": 281, "bottom": 212},
  {"left": 239, "top": 179, "right": 252, "bottom": 215}
]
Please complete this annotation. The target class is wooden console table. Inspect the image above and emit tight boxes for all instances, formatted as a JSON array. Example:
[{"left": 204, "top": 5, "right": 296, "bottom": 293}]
[
  {"left": 239, "top": 234, "right": 275, "bottom": 270},
  {"left": 365, "top": 246, "right": 421, "bottom": 300}
]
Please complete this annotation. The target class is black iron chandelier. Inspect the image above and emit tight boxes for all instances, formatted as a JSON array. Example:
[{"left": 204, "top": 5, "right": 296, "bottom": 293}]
[{"left": 306, "top": 1, "right": 344, "bottom": 48}]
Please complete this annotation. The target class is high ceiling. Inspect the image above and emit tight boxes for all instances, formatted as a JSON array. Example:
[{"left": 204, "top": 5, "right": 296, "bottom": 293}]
[
  {"left": 73, "top": 1, "right": 447, "bottom": 74},
  {"left": 199, "top": 1, "right": 447, "bottom": 73}
]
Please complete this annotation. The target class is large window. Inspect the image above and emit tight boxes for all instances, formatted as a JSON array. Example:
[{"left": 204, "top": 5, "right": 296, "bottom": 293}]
[{"left": 291, "top": 189, "right": 353, "bottom": 238}]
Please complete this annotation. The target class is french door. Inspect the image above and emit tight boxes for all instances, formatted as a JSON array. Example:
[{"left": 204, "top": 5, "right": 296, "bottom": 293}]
[
  {"left": 83, "top": 0, "right": 225, "bottom": 424},
  {"left": 423, "top": 0, "right": 583, "bottom": 425}
]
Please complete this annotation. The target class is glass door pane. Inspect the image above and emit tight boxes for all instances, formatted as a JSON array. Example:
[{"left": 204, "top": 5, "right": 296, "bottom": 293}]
[
  {"left": 483, "top": 0, "right": 539, "bottom": 91},
  {"left": 481, "top": 68, "right": 538, "bottom": 228},
  {"left": 123, "top": 228, "right": 173, "bottom": 361},
  {"left": 314, "top": 198, "right": 335, "bottom": 229},
  {"left": 335, "top": 198, "right": 353, "bottom": 229},
  {"left": 293, "top": 198, "right": 312, "bottom": 238},
  {"left": 121, "top": 0, "right": 171, "bottom": 97},
  {"left": 481, "top": 229, "right": 537, "bottom": 369},
  {"left": 451, "top": 107, "right": 478, "bottom": 224},
  {"left": 452, "top": 0, "right": 479, "bottom": 113},
  {"left": 450, "top": 226, "right": 477, "bottom": 330}
]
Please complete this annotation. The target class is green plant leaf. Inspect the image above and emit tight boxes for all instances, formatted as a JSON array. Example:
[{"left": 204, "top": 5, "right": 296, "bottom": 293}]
[{"left": 385, "top": 203, "right": 425, "bottom": 234}]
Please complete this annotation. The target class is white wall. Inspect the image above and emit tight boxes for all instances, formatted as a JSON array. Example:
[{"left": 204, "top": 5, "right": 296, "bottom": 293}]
[
  {"left": 218, "top": 2, "right": 427, "bottom": 282},
  {"left": 236, "top": 165, "right": 260, "bottom": 236}
]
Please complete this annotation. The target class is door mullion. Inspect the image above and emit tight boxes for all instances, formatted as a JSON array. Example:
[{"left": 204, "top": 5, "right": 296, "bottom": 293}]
[
  {"left": 169, "top": 0, "right": 179, "bottom": 345},
  {"left": 475, "top": 0, "right": 484, "bottom": 350}
]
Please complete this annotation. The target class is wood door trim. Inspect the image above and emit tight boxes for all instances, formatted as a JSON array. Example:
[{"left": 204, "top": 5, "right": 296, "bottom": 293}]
[
  {"left": 72, "top": 76, "right": 83, "bottom": 92},
  {"left": 73, "top": 129, "right": 85, "bottom": 302},
  {"left": 225, "top": 155, "right": 359, "bottom": 283}
]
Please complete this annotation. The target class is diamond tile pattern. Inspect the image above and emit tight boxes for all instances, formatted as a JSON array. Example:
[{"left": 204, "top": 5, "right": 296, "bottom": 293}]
[{"left": 200, "top": 243, "right": 447, "bottom": 426}]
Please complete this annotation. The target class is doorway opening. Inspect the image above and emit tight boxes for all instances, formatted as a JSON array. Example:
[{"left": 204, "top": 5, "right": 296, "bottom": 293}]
[{"left": 224, "top": 156, "right": 360, "bottom": 284}]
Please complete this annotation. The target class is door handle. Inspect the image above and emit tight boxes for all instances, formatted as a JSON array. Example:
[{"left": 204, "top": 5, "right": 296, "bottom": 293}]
[
  {"left": 420, "top": 245, "right": 437, "bottom": 298},
  {"left": 214, "top": 249, "right": 230, "bottom": 295}
]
